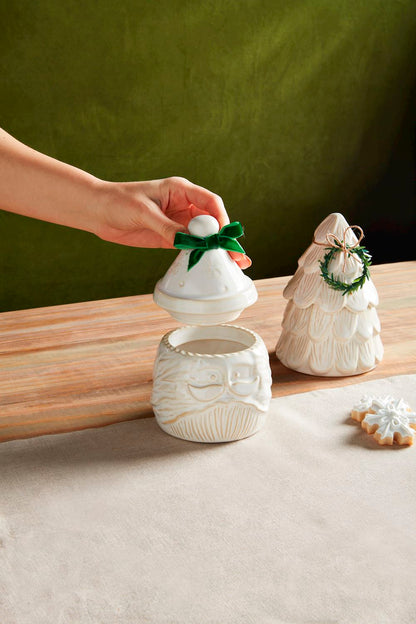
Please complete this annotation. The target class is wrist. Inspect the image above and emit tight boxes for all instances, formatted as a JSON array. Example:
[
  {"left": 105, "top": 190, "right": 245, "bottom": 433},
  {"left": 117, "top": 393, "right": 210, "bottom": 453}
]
[
  {"left": 89, "top": 179, "right": 119, "bottom": 236},
  {"left": 90, "top": 179, "right": 140, "bottom": 239}
]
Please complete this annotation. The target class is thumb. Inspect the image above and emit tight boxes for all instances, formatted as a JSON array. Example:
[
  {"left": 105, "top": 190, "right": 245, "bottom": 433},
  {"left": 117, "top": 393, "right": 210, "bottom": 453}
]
[{"left": 140, "top": 201, "right": 184, "bottom": 247}]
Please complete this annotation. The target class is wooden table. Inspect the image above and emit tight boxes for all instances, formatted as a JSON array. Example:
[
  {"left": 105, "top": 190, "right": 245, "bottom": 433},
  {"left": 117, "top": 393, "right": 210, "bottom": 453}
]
[{"left": 0, "top": 261, "right": 415, "bottom": 443}]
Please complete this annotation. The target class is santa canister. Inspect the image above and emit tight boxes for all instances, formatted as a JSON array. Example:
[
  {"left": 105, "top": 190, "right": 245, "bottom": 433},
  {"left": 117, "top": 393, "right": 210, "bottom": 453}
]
[{"left": 151, "top": 215, "right": 272, "bottom": 443}]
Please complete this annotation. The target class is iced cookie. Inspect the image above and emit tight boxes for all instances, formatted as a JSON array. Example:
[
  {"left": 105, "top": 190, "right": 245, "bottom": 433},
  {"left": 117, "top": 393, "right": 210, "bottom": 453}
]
[
  {"left": 361, "top": 398, "right": 416, "bottom": 446},
  {"left": 350, "top": 395, "right": 394, "bottom": 422}
]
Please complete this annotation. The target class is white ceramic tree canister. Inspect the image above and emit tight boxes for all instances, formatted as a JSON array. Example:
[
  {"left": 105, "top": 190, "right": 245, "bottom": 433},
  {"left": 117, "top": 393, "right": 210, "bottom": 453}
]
[
  {"left": 276, "top": 212, "right": 383, "bottom": 376},
  {"left": 152, "top": 214, "right": 272, "bottom": 443}
]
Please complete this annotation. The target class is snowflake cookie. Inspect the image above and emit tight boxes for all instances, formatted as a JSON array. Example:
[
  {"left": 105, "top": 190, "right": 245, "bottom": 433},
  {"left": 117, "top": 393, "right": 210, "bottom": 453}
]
[
  {"left": 353, "top": 396, "right": 416, "bottom": 446},
  {"left": 350, "top": 395, "right": 395, "bottom": 423}
]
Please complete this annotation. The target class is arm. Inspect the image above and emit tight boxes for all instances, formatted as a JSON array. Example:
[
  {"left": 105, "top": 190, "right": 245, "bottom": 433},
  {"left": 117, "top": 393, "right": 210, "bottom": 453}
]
[
  {"left": 0, "top": 128, "right": 104, "bottom": 234},
  {"left": 0, "top": 128, "right": 251, "bottom": 266}
]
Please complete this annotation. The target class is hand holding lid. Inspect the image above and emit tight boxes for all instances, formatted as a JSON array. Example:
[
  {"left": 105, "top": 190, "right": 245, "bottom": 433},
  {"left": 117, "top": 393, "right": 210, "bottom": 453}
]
[{"left": 153, "top": 215, "right": 257, "bottom": 325}]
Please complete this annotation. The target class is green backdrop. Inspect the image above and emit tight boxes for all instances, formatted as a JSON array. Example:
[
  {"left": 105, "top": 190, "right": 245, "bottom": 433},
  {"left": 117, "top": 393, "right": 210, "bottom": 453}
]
[{"left": 1, "top": 0, "right": 415, "bottom": 311}]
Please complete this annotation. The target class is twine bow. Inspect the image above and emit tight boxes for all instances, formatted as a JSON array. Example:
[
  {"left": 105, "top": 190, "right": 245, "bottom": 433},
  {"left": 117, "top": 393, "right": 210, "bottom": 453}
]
[
  {"left": 174, "top": 221, "right": 245, "bottom": 271},
  {"left": 313, "top": 225, "right": 364, "bottom": 272}
]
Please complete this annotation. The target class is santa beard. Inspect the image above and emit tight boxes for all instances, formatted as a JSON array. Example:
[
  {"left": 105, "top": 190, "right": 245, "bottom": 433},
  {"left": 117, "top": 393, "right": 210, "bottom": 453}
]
[{"left": 154, "top": 401, "right": 267, "bottom": 443}]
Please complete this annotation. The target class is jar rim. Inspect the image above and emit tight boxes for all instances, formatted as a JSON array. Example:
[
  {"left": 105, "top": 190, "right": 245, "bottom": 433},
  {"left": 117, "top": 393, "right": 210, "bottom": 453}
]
[{"left": 162, "top": 324, "right": 261, "bottom": 357}]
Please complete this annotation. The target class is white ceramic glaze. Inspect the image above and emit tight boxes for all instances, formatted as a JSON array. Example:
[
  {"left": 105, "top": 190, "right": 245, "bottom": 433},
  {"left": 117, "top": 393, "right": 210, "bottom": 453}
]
[
  {"left": 153, "top": 215, "right": 257, "bottom": 325},
  {"left": 276, "top": 213, "right": 383, "bottom": 376},
  {"left": 152, "top": 324, "right": 272, "bottom": 443}
]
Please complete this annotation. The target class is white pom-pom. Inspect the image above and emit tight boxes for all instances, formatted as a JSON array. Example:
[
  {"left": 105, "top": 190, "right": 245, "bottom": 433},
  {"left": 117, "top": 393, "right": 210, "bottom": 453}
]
[{"left": 188, "top": 215, "right": 219, "bottom": 237}]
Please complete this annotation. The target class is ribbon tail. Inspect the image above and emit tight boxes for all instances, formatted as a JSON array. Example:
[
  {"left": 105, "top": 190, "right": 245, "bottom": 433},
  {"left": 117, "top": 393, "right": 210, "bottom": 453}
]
[
  {"left": 220, "top": 237, "right": 246, "bottom": 254},
  {"left": 188, "top": 249, "right": 205, "bottom": 271}
]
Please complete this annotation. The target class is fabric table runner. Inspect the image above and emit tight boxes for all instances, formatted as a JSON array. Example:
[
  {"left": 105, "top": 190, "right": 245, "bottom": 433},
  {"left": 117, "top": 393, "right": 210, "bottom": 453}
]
[{"left": 1, "top": 374, "right": 416, "bottom": 623}]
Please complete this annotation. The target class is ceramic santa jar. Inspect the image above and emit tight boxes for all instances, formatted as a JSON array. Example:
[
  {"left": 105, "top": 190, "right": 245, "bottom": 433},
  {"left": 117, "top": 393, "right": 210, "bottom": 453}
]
[
  {"left": 152, "top": 324, "right": 271, "bottom": 443},
  {"left": 152, "top": 215, "right": 272, "bottom": 443}
]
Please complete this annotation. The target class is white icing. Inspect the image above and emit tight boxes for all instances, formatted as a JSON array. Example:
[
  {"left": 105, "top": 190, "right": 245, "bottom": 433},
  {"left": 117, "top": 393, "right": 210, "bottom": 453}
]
[
  {"left": 362, "top": 398, "right": 416, "bottom": 442},
  {"left": 352, "top": 394, "right": 375, "bottom": 412},
  {"left": 352, "top": 394, "right": 398, "bottom": 413}
]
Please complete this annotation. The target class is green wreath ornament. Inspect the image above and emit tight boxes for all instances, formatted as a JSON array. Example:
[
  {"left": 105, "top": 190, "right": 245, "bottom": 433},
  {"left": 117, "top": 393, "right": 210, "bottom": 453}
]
[{"left": 315, "top": 226, "right": 372, "bottom": 296}]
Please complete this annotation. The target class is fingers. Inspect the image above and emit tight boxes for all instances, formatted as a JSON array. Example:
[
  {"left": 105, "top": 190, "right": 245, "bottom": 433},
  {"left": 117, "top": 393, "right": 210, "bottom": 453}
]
[
  {"left": 228, "top": 251, "right": 252, "bottom": 269},
  {"left": 139, "top": 200, "right": 184, "bottom": 246},
  {"left": 182, "top": 204, "right": 252, "bottom": 268},
  {"left": 140, "top": 178, "right": 250, "bottom": 264},
  {"left": 163, "top": 202, "right": 208, "bottom": 228},
  {"left": 164, "top": 179, "right": 251, "bottom": 266},
  {"left": 166, "top": 177, "right": 230, "bottom": 227},
  {"left": 185, "top": 184, "right": 229, "bottom": 227},
  {"left": 189, "top": 203, "right": 208, "bottom": 219}
]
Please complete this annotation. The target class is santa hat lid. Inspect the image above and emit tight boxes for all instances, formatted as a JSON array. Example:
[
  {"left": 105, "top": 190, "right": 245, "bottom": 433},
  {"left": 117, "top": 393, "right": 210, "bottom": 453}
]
[{"left": 153, "top": 215, "right": 257, "bottom": 325}]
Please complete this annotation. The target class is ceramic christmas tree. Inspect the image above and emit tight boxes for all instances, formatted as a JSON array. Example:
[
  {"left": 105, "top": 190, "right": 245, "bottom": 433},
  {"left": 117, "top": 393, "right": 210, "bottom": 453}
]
[{"left": 276, "top": 213, "right": 383, "bottom": 376}]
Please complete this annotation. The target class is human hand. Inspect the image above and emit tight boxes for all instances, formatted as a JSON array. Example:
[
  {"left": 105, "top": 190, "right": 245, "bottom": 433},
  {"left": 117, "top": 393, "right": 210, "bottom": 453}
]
[
  {"left": 0, "top": 128, "right": 251, "bottom": 269},
  {"left": 95, "top": 177, "right": 252, "bottom": 269}
]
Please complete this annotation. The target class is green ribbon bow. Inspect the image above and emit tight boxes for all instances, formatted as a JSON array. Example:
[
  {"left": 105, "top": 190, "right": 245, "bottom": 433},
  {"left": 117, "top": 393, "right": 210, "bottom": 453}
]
[{"left": 174, "top": 221, "right": 246, "bottom": 271}]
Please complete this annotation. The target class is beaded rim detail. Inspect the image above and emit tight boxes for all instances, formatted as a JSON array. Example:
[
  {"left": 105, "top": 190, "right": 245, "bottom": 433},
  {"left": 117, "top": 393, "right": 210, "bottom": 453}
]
[{"left": 161, "top": 324, "right": 262, "bottom": 358}]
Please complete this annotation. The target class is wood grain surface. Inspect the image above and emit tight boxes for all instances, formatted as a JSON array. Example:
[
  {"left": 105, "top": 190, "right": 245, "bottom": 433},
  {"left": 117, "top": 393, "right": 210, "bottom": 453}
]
[{"left": 0, "top": 261, "right": 415, "bottom": 443}]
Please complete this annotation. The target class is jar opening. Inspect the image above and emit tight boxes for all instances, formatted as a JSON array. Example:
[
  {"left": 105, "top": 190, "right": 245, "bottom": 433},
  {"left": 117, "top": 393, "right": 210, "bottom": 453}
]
[{"left": 167, "top": 325, "right": 256, "bottom": 355}]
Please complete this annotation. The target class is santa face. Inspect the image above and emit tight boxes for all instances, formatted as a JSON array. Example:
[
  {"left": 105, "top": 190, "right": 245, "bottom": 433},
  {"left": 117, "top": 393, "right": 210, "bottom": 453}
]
[
  {"left": 152, "top": 335, "right": 272, "bottom": 429},
  {"left": 186, "top": 351, "right": 263, "bottom": 404}
]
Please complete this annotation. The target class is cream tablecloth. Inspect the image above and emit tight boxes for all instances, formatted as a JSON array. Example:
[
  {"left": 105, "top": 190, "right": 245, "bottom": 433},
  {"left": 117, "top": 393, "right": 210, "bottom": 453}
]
[{"left": 1, "top": 374, "right": 416, "bottom": 624}]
